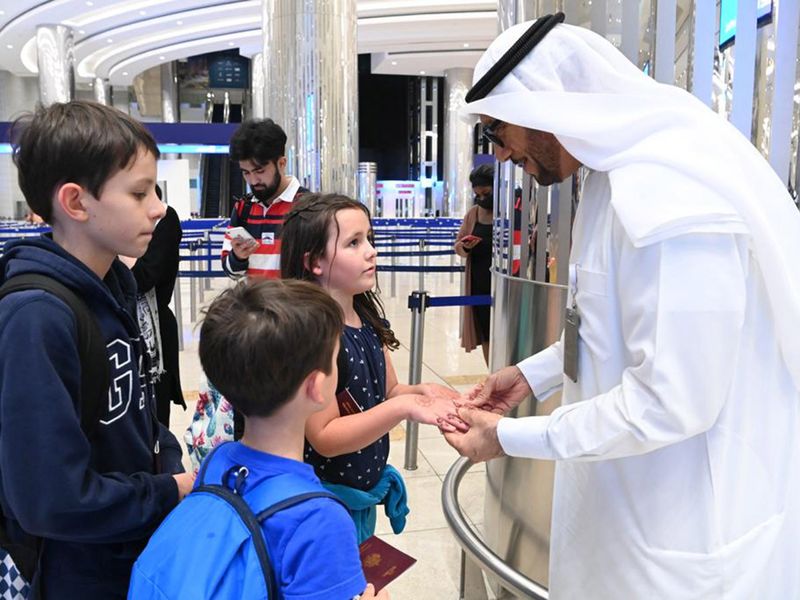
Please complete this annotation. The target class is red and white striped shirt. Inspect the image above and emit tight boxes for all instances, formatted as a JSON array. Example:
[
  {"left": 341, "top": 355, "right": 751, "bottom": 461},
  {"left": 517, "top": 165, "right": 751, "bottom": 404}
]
[{"left": 221, "top": 177, "right": 305, "bottom": 279}]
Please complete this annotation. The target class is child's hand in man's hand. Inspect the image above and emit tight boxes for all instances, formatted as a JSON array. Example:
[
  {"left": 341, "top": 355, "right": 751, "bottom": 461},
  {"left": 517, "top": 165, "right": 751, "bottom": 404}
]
[
  {"left": 406, "top": 395, "right": 469, "bottom": 433},
  {"left": 417, "top": 382, "right": 460, "bottom": 401}
]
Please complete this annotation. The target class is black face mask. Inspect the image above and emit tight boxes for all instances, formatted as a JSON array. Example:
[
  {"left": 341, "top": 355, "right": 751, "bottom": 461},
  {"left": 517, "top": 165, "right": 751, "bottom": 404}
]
[{"left": 475, "top": 194, "right": 493, "bottom": 210}]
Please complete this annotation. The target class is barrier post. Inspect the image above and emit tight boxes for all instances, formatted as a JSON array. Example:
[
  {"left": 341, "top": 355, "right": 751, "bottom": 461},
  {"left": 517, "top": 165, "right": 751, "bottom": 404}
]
[
  {"left": 204, "top": 232, "right": 212, "bottom": 291},
  {"left": 197, "top": 245, "right": 205, "bottom": 305},
  {"left": 417, "top": 239, "right": 425, "bottom": 291},
  {"left": 189, "top": 244, "right": 198, "bottom": 323},
  {"left": 404, "top": 290, "right": 428, "bottom": 470},
  {"left": 390, "top": 235, "right": 397, "bottom": 297},
  {"left": 450, "top": 233, "right": 456, "bottom": 283},
  {"left": 173, "top": 278, "right": 184, "bottom": 352}
]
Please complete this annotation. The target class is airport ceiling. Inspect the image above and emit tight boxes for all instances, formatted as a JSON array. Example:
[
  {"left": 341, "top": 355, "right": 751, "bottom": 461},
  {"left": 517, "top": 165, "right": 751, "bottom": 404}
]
[{"left": 0, "top": 0, "right": 498, "bottom": 86}]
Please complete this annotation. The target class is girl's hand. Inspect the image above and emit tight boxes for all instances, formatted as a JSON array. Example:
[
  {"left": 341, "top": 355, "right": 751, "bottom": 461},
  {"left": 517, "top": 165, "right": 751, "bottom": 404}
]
[
  {"left": 406, "top": 395, "right": 469, "bottom": 433},
  {"left": 418, "top": 383, "right": 460, "bottom": 401}
]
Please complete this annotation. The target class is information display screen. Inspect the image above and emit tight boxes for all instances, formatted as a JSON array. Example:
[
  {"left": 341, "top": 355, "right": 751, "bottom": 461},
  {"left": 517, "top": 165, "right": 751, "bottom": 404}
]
[
  {"left": 208, "top": 51, "right": 249, "bottom": 89},
  {"left": 719, "top": 0, "right": 773, "bottom": 49}
]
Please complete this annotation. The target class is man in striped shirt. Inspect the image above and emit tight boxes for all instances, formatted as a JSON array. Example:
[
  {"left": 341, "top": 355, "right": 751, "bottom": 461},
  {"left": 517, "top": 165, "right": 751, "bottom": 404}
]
[{"left": 222, "top": 119, "right": 308, "bottom": 279}]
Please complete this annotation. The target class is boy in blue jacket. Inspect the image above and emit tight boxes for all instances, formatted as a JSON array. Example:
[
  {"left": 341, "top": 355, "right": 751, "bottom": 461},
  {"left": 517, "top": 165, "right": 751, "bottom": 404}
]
[
  {"left": 0, "top": 101, "right": 194, "bottom": 598},
  {"left": 130, "top": 280, "right": 386, "bottom": 599}
]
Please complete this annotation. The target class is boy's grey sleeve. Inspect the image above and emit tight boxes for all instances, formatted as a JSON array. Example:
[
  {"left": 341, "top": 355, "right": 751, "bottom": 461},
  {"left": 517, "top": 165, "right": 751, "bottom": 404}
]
[{"left": 0, "top": 295, "right": 179, "bottom": 543}]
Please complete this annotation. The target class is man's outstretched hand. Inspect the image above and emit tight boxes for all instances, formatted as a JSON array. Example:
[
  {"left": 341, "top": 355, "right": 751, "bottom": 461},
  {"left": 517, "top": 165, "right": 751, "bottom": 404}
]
[{"left": 464, "top": 366, "right": 532, "bottom": 415}]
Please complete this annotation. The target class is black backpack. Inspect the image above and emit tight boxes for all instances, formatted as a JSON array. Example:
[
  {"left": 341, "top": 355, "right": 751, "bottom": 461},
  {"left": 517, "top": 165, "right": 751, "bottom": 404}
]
[{"left": 0, "top": 273, "right": 110, "bottom": 591}]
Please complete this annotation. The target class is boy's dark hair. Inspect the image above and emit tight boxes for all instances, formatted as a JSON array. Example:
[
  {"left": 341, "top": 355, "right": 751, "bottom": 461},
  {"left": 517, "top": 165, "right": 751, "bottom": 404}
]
[
  {"left": 9, "top": 100, "right": 160, "bottom": 224},
  {"left": 199, "top": 279, "right": 342, "bottom": 418},
  {"left": 229, "top": 119, "right": 287, "bottom": 166},
  {"left": 280, "top": 193, "right": 400, "bottom": 350}
]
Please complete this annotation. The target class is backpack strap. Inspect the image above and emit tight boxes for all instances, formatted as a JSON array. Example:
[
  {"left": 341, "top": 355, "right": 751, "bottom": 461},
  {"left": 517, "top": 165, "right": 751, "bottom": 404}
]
[
  {"left": 0, "top": 273, "right": 109, "bottom": 438},
  {"left": 0, "top": 273, "right": 111, "bottom": 591},
  {"left": 192, "top": 458, "right": 346, "bottom": 600},
  {"left": 236, "top": 196, "right": 254, "bottom": 223},
  {"left": 195, "top": 441, "right": 231, "bottom": 486},
  {"left": 193, "top": 483, "right": 279, "bottom": 599}
]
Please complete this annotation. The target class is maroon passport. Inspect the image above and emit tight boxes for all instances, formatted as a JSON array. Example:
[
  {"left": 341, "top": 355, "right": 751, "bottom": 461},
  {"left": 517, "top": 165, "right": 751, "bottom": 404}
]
[
  {"left": 337, "top": 388, "right": 363, "bottom": 416},
  {"left": 359, "top": 535, "right": 417, "bottom": 592}
]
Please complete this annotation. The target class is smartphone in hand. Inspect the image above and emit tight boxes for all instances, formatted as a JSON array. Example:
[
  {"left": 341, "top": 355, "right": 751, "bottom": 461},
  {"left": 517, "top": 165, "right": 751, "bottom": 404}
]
[
  {"left": 228, "top": 226, "right": 259, "bottom": 248},
  {"left": 460, "top": 234, "right": 481, "bottom": 244}
]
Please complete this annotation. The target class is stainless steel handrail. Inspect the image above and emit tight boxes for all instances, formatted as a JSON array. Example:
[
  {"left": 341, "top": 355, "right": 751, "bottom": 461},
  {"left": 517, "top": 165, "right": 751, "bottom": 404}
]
[{"left": 442, "top": 456, "right": 549, "bottom": 600}]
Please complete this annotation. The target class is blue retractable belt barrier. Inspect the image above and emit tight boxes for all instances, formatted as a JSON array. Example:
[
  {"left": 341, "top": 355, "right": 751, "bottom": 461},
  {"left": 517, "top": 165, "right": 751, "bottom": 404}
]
[
  {"left": 407, "top": 294, "right": 491, "bottom": 309},
  {"left": 379, "top": 265, "right": 464, "bottom": 273}
]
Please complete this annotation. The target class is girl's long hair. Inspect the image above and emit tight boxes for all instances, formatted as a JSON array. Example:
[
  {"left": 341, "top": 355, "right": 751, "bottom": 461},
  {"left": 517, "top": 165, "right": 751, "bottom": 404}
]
[{"left": 280, "top": 193, "right": 400, "bottom": 350}]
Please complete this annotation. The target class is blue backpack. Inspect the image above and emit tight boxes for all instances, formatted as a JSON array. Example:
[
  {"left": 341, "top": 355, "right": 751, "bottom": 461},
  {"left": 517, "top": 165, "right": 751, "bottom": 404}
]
[{"left": 129, "top": 443, "right": 345, "bottom": 599}]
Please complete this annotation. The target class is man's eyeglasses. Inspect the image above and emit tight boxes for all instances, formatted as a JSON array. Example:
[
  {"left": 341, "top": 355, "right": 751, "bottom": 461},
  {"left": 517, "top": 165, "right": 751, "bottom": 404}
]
[{"left": 482, "top": 119, "right": 505, "bottom": 148}]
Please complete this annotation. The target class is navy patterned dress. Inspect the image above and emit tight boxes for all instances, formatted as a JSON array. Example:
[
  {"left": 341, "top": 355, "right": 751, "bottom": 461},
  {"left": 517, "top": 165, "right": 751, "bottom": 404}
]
[{"left": 305, "top": 319, "right": 389, "bottom": 491}]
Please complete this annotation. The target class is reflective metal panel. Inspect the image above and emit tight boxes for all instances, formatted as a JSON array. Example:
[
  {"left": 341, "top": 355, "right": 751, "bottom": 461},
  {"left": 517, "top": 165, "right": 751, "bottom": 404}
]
[
  {"left": 357, "top": 161, "right": 377, "bottom": 215},
  {"left": 486, "top": 163, "right": 577, "bottom": 595},
  {"left": 36, "top": 25, "right": 74, "bottom": 106},
  {"left": 93, "top": 77, "right": 110, "bottom": 106},
  {"left": 443, "top": 68, "right": 475, "bottom": 217},
  {"left": 250, "top": 53, "right": 265, "bottom": 120},
  {"left": 160, "top": 62, "right": 179, "bottom": 123},
  {"left": 262, "top": 0, "right": 358, "bottom": 196},
  {"left": 487, "top": 273, "right": 567, "bottom": 592}
]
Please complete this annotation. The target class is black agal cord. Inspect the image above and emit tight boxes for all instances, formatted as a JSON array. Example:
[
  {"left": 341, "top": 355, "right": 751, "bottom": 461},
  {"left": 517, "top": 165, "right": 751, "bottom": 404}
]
[{"left": 465, "top": 12, "right": 566, "bottom": 103}]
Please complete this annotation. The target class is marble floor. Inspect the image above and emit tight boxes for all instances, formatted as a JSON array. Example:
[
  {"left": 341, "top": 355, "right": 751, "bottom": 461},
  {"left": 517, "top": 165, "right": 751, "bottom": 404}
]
[{"left": 169, "top": 258, "right": 498, "bottom": 599}]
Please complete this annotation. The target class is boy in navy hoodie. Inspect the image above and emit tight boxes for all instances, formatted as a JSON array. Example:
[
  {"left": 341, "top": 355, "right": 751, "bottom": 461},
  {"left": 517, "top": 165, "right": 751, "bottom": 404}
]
[{"left": 0, "top": 101, "right": 194, "bottom": 598}]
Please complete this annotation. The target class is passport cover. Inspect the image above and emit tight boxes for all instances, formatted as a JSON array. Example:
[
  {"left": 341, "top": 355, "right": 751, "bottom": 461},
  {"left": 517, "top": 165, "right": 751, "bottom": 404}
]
[
  {"left": 337, "top": 388, "right": 363, "bottom": 416},
  {"left": 359, "top": 535, "right": 417, "bottom": 592}
]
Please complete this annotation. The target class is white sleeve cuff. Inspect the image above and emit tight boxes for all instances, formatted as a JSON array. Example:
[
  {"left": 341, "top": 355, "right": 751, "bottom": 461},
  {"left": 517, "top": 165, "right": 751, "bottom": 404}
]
[
  {"left": 516, "top": 343, "right": 564, "bottom": 402},
  {"left": 497, "top": 416, "right": 553, "bottom": 459}
]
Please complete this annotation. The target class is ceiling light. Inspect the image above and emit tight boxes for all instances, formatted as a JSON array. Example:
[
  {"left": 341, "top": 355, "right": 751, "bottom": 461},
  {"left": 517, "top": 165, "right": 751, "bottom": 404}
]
[
  {"left": 85, "top": 0, "right": 93, "bottom": 5},
  {"left": 6, "top": 44, "right": 13, "bottom": 49},
  {"left": 159, "top": 55, "right": 165, "bottom": 60},
  {"left": 0, "top": 10, "right": 5, "bottom": 15},
  {"left": 78, "top": 30, "right": 85, "bottom": 34},
  {"left": 463, "top": 43, "right": 470, "bottom": 48},
  {"left": 228, "top": 42, "right": 235, "bottom": 47},
  {"left": 176, "top": 20, "right": 183, "bottom": 25},
  {"left": 391, "top": 61, "right": 397, "bottom": 66},
  {"left": 139, "top": 10, "right": 147, "bottom": 15},
  {"left": 107, "top": 38, "right": 113, "bottom": 43},
  {"left": 420, "top": 70, "right": 426, "bottom": 75},
  {"left": 122, "top": 71, "right": 128, "bottom": 76}
]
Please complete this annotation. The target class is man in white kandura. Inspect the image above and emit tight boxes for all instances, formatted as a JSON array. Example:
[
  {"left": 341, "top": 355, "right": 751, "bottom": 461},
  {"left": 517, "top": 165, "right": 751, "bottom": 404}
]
[{"left": 444, "top": 14, "right": 800, "bottom": 600}]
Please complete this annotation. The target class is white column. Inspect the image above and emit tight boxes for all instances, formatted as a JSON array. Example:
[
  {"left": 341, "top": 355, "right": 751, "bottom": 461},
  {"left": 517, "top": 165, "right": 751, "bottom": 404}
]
[
  {"left": 36, "top": 25, "right": 75, "bottom": 105},
  {"left": 93, "top": 77, "right": 111, "bottom": 105},
  {"left": 768, "top": 0, "right": 800, "bottom": 183},
  {"left": 730, "top": 0, "right": 757, "bottom": 139},
  {"left": 689, "top": 0, "right": 715, "bottom": 106},
  {"left": 261, "top": 0, "right": 358, "bottom": 196},
  {"left": 653, "top": 0, "right": 676, "bottom": 84},
  {"left": 443, "top": 68, "right": 476, "bottom": 217},
  {"left": 250, "top": 53, "right": 265, "bottom": 120},
  {"left": 160, "top": 62, "right": 179, "bottom": 123}
]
